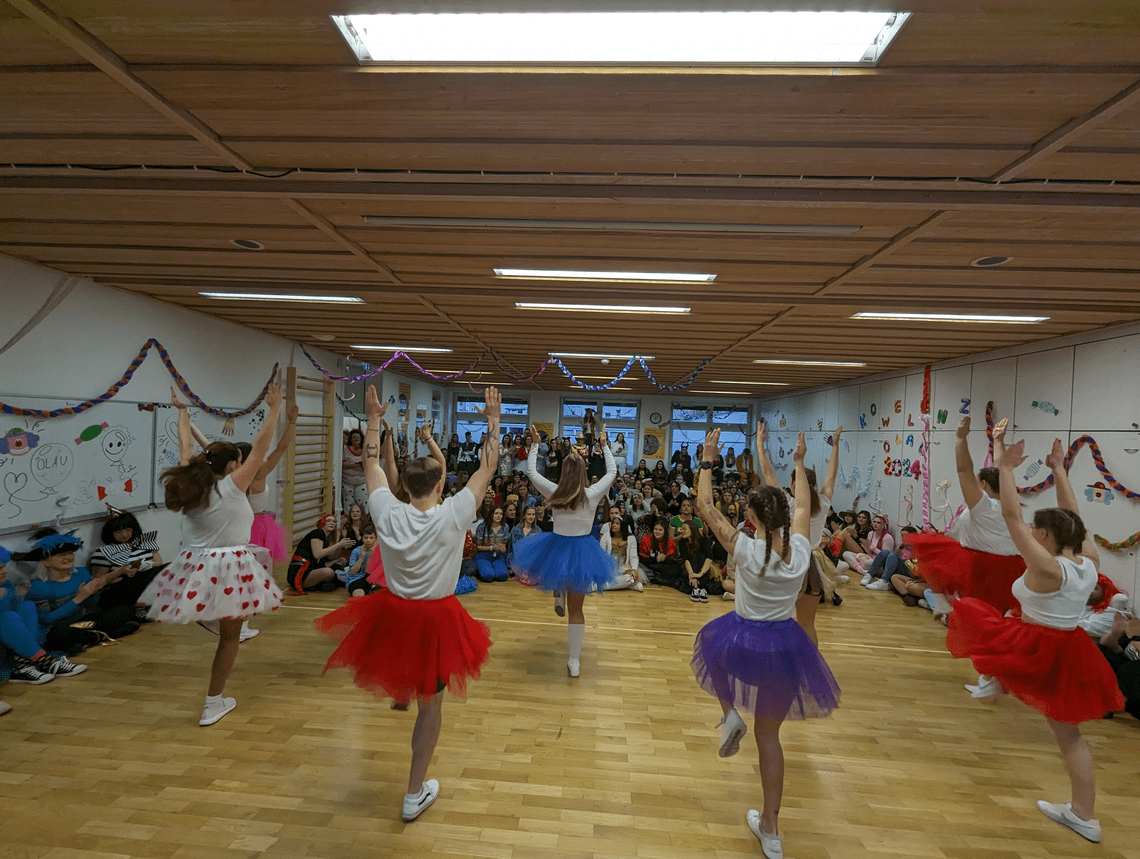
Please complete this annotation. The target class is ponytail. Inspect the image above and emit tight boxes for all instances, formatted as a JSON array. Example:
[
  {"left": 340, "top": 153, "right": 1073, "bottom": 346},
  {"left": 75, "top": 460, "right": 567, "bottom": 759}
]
[{"left": 161, "top": 441, "right": 240, "bottom": 513}]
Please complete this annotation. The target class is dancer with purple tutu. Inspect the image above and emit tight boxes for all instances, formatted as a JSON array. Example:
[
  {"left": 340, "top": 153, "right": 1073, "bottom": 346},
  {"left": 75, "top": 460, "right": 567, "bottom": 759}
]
[
  {"left": 692, "top": 429, "right": 840, "bottom": 859},
  {"left": 514, "top": 424, "right": 618, "bottom": 677}
]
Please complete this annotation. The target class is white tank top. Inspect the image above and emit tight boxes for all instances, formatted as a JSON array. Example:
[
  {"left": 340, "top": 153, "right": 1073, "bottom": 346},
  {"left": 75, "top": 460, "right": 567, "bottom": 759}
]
[{"left": 1011, "top": 554, "right": 1097, "bottom": 630}]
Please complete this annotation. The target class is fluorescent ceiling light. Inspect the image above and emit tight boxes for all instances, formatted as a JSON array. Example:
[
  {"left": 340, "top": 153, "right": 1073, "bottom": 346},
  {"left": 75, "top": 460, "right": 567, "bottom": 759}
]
[
  {"left": 200, "top": 292, "right": 363, "bottom": 304},
  {"left": 691, "top": 391, "right": 757, "bottom": 397},
  {"left": 754, "top": 359, "right": 866, "bottom": 367},
  {"left": 350, "top": 345, "right": 454, "bottom": 353},
  {"left": 362, "top": 216, "right": 859, "bottom": 235},
  {"left": 497, "top": 268, "right": 715, "bottom": 283},
  {"left": 550, "top": 352, "right": 654, "bottom": 361},
  {"left": 516, "top": 302, "right": 689, "bottom": 315},
  {"left": 853, "top": 312, "right": 1049, "bottom": 324},
  {"left": 709, "top": 380, "right": 790, "bottom": 386},
  {"left": 333, "top": 12, "right": 910, "bottom": 66}
]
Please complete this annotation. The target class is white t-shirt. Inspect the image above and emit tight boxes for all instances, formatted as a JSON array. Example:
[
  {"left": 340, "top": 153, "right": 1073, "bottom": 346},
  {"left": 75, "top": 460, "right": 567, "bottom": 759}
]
[
  {"left": 785, "top": 490, "right": 831, "bottom": 546},
  {"left": 369, "top": 486, "right": 477, "bottom": 600},
  {"left": 528, "top": 445, "right": 617, "bottom": 536},
  {"left": 733, "top": 532, "right": 812, "bottom": 622},
  {"left": 183, "top": 475, "right": 254, "bottom": 548},
  {"left": 951, "top": 494, "right": 1018, "bottom": 556},
  {"left": 248, "top": 487, "right": 267, "bottom": 515}
]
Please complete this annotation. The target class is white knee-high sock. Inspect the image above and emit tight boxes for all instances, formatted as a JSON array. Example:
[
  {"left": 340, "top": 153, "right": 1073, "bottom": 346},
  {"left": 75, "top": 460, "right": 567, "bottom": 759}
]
[{"left": 568, "top": 623, "right": 585, "bottom": 660}]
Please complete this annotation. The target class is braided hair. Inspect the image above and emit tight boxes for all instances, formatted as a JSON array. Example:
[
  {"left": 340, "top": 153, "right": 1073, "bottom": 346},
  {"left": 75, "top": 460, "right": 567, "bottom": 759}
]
[
  {"left": 1032, "top": 507, "right": 1087, "bottom": 553},
  {"left": 746, "top": 486, "right": 792, "bottom": 573}
]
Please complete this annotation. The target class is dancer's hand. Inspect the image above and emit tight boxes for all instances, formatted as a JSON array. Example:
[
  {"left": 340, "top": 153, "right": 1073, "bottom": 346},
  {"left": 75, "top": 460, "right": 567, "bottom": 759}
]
[
  {"left": 286, "top": 402, "right": 299, "bottom": 424},
  {"left": 703, "top": 428, "right": 721, "bottom": 462},
  {"left": 757, "top": 420, "right": 767, "bottom": 447},
  {"left": 365, "top": 385, "right": 387, "bottom": 422},
  {"left": 996, "top": 437, "right": 1027, "bottom": 469},
  {"left": 264, "top": 379, "right": 283, "bottom": 410},
  {"left": 793, "top": 431, "right": 807, "bottom": 463},
  {"left": 956, "top": 415, "right": 971, "bottom": 438},
  {"left": 529, "top": 424, "right": 542, "bottom": 445},
  {"left": 170, "top": 386, "right": 189, "bottom": 410},
  {"left": 1045, "top": 438, "right": 1065, "bottom": 471}
]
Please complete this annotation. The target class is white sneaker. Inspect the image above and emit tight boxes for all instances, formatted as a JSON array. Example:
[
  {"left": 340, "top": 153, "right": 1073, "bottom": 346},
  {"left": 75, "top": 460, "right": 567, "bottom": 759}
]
[
  {"left": 918, "top": 598, "right": 930, "bottom": 610},
  {"left": 722, "top": 591, "right": 736, "bottom": 601},
  {"left": 199, "top": 696, "right": 236, "bottom": 726},
  {"left": 402, "top": 779, "right": 439, "bottom": 822},
  {"left": 0, "top": 700, "right": 10, "bottom": 716},
  {"left": 717, "top": 708, "right": 747, "bottom": 758},
  {"left": 1037, "top": 800, "right": 1101, "bottom": 842},
  {"left": 239, "top": 622, "right": 259, "bottom": 642},
  {"left": 968, "top": 675, "right": 1002, "bottom": 698},
  {"left": 866, "top": 579, "right": 890, "bottom": 591},
  {"left": 553, "top": 590, "right": 566, "bottom": 617},
  {"left": 633, "top": 582, "right": 644, "bottom": 592},
  {"left": 567, "top": 658, "right": 580, "bottom": 678},
  {"left": 860, "top": 574, "right": 872, "bottom": 586},
  {"left": 837, "top": 575, "right": 850, "bottom": 584},
  {"left": 747, "top": 809, "right": 783, "bottom": 859}
]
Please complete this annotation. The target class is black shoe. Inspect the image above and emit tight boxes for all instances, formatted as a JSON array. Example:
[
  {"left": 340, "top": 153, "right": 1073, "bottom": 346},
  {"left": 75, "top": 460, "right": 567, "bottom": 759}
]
[{"left": 832, "top": 593, "right": 843, "bottom": 606}]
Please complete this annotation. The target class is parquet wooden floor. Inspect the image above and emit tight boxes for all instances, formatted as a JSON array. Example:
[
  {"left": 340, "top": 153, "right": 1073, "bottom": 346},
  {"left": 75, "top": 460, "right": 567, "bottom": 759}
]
[{"left": 2, "top": 580, "right": 1138, "bottom": 859}]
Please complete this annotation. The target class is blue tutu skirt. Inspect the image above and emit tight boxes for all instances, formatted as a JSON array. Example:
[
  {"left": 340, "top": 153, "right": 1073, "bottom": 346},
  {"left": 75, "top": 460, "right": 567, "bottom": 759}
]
[
  {"left": 510, "top": 532, "right": 615, "bottom": 594},
  {"left": 692, "top": 612, "right": 841, "bottom": 720}
]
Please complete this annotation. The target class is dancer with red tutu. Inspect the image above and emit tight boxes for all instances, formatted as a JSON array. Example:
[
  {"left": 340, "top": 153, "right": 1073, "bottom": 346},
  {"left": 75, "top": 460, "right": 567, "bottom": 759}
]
[
  {"left": 144, "top": 382, "right": 285, "bottom": 726},
  {"left": 907, "top": 415, "right": 1026, "bottom": 697},
  {"left": 692, "top": 429, "right": 840, "bottom": 859},
  {"left": 513, "top": 424, "right": 618, "bottom": 678},
  {"left": 946, "top": 420, "right": 1124, "bottom": 842},
  {"left": 314, "top": 385, "right": 500, "bottom": 823}
]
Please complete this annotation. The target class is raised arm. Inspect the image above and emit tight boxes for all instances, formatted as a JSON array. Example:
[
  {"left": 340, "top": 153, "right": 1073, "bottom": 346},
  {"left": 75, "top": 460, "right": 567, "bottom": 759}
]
[
  {"left": 696, "top": 428, "right": 740, "bottom": 557},
  {"left": 381, "top": 419, "right": 400, "bottom": 493},
  {"left": 230, "top": 380, "right": 284, "bottom": 492},
  {"left": 791, "top": 431, "right": 810, "bottom": 539},
  {"left": 756, "top": 420, "right": 778, "bottom": 488},
  {"left": 955, "top": 416, "right": 984, "bottom": 510},
  {"left": 251, "top": 401, "right": 299, "bottom": 492},
  {"left": 418, "top": 420, "right": 447, "bottom": 476},
  {"left": 465, "top": 387, "right": 502, "bottom": 500},
  {"left": 362, "top": 385, "right": 390, "bottom": 496},
  {"left": 993, "top": 419, "right": 1061, "bottom": 583},
  {"left": 585, "top": 424, "right": 618, "bottom": 501},
  {"left": 820, "top": 425, "right": 843, "bottom": 499},
  {"left": 171, "top": 386, "right": 196, "bottom": 466},
  {"left": 1046, "top": 437, "right": 1100, "bottom": 567},
  {"left": 526, "top": 424, "right": 559, "bottom": 499}
]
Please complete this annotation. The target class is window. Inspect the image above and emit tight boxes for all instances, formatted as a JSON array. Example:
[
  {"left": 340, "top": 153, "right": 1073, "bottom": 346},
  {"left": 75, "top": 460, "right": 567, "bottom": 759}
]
[
  {"left": 559, "top": 397, "right": 639, "bottom": 468},
  {"left": 670, "top": 402, "right": 752, "bottom": 463},
  {"left": 456, "top": 395, "right": 530, "bottom": 441}
]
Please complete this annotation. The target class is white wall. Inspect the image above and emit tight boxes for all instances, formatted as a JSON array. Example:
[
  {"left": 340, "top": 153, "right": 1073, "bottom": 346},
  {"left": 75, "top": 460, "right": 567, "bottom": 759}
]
[
  {"left": 0, "top": 255, "right": 342, "bottom": 562},
  {"left": 759, "top": 323, "right": 1140, "bottom": 597}
]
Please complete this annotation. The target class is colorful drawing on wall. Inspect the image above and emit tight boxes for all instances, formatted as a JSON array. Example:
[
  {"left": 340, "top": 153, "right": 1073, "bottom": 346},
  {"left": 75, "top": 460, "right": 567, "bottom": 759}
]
[
  {"left": 859, "top": 413, "right": 867, "bottom": 428},
  {"left": 398, "top": 382, "right": 410, "bottom": 421},
  {"left": 817, "top": 420, "right": 823, "bottom": 430},
  {"left": 1022, "top": 459, "right": 1044, "bottom": 481},
  {"left": 0, "top": 427, "right": 39, "bottom": 455},
  {"left": 1031, "top": 399, "right": 1060, "bottom": 416},
  {"left": 642, "top": 427, "right": 666, "bottom": 459},
  {"left": 894, "top": 400, "right": 902, "bottom": 413},
  {"left": 1085, "top": 482, "right": 1114, "bottom": 505}
]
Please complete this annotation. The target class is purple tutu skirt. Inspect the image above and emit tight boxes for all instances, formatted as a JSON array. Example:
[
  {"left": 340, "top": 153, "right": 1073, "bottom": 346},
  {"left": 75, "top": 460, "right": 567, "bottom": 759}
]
[
  {"left": 251, "top": 512, "right": 288, "bottom": 562},
  {"left": 692, "top": 612, "right": 841, "bottom": 720},
  {"left": 510, "top": 532, "right": 615, "bottom": 594}
]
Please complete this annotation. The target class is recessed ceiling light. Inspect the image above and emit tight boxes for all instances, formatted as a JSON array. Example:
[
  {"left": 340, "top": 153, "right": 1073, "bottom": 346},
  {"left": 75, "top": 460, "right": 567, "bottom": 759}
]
[
  {"left": 516, "top": 302, "right": 689, "bottom": 315},
  {"left": 853, "top": 312, "right": 1048, "bottom": 324},
  {"left": 549, "top": 352, "right": 655, "bottom": 360},
  {"left": 333, "top": 11, "right": 910, "bottom": 66},
  {"left": 200, "top": 292, "right": 363, "bottom": 304},
  {"left": 229, "top": 239, "right": 265, "bottom": 250},
  {"left": 497, "top": 268, "right": 715, "bottom": 284},
  {"left": 970, "top": 256, "right": 1013, "bottom": 268},
  {"left": 350, "top": 345, "right": 454, "bottom": 353},
  {"left": 754, "top": 359, "right": 866, "bottom": 367},
  {"left": 709, "top": 380, "right": 790, "bottom": 386},
  {"left": 362, "top": 216, "right": 860, "bottom": 235}
]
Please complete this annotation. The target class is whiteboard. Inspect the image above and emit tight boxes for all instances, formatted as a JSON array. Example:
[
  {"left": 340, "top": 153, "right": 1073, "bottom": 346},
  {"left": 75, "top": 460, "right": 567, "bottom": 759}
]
[
  {"left": 0, "top": 398, "right": 156, "bottom": 533},
  {"left": 153, "top": 404, "right": 270, "bottom": 503}
]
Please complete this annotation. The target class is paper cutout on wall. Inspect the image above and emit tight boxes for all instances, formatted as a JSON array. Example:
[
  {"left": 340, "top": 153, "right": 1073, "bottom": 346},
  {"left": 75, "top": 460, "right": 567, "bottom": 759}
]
[
  {"left": 908, "top": 413, "right": 914, "bottom": 427},
  {"left": 937, "top": 409, "right": 948, "bottom": 424},
  {"left": 894, "top": 400, "right": 902, "bottom": 413},
  {"left": 905, "top": 434, "right": 914, "bottom": 447},
  {"left": 1032, "top": 400, "right": 1060, "bottom": 416},
  {"left": 859, "top": 413, "right": 867, "bottom": 428},
  {"left": 881, "top": 417, "right": 890, "bottom": 427},
  {"left": 1085, "top": 483, "right": 1113, "bottom": 505},
  {"left": 960, "top": 398, "right": 971, "bottom": 414},
  {"left": 817, "top": 420, "right": 823, "bottom": 430},
  {"left": 1022, "top": 459, "right": 1044, "bottom": 481},
  {"left": 870, "top": 403, "right": 877, "bottom": 416}
]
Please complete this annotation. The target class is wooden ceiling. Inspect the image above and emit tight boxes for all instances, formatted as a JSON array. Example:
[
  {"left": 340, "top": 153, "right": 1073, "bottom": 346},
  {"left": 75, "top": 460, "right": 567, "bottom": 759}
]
[{"left": 2, "top": 1, "right": 1139, "bottom": 394}]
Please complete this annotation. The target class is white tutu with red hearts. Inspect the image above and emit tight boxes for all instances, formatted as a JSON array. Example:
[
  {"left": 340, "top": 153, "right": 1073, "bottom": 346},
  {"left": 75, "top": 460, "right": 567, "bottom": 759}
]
[{"left": 142, "top": 544, "right": 283, "bottom": 623}]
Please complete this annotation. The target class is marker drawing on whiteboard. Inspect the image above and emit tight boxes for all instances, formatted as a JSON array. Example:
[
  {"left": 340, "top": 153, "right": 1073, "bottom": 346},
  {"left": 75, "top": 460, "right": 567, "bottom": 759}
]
[{"left": 1031, "top": 400, "right": 1060, "bottom": 416}]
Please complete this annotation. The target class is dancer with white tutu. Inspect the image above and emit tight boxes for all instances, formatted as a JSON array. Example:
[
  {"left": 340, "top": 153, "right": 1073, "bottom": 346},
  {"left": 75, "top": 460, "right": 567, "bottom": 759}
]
[
  {"left": 144, "top": 381, "right": 285, "bottom": 726},
  {"left": 945, "top": 422, "right": 1123, "bottom": 842},
  {"left": 692, "top": 429, "right": 840, "bottom": 859},
  {"left": 513, "top": 425, "right": 618, "bottom": 677},
  {"left": 314, "top": 385, "right": 499, "bottom": 823}
]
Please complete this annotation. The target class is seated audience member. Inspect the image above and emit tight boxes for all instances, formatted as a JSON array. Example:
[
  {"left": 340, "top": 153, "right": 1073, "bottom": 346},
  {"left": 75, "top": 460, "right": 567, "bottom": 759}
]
[
  {"left": 638, "top": 519, "right": 681, "bottom": 587},
  {"left": 627, "top": 490, "right": 651, "bottom": 519},
  {"left": 0, "top": 544, "right": 86, "bottom": 685},
  {"left": 87, "top": 508, "right": 164, "bottom": 622},
  {"left": 474, "top": 506, "right": 510, "bottom": 582},
  {"left": 26, "top": 532, "right": 141, "bottom": 653},
  {"left": 676, "top": 521, "right": 719, "bottom": 602},
  {"left": 669, "top": 497, "right": 705, "bottom": 541},
  {"left": 862, "top": 525, "right": 918, "bottom": 590},
  {"left": 845, "top": 513, "right": 895, "bottom": 581},
  {"left": 340, "top": 502, "right": 369, "bottom": 553},
  {"left": 534, "top": 501, "right": 554, "bottom": 533},
  {"left": 636, "top": 497, "right": 669, "bottom": 542},
  {"left": 1078, "top": 574, "right": 1130, "bottom": 639},
  {"left": 663, "top": 481, "right": 685, "bottom": 515},
  {"left": 509, "top": 505, "right": 543, "bottom": 584},
  {"left": 632, "top": 459, "right": 650, "bottom": 480},
  {"left": 1099, "top": 610, "right": 1140, "bottom": 719},
  {"left": 736, "top": 447, "right": 758, "bottom": 486},
  {"left": 345, "top": 524, "right": 379, "bottom": 597},
  {"left": 600, "top": 517, "right": 643, "bottom": 591},
  {"left": 288, "top": 515, "right": 351, "bottom": 594},
  {"left": 651, "top": 461, "right": 669, "bottom": 490}
]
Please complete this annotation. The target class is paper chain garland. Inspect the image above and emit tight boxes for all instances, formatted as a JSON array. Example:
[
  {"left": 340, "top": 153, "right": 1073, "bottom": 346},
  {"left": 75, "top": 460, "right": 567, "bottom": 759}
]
[
  {"left": 0, "top": 338, "right": 278, "bottom": 420},
  {"left": 300, "top": 344, "right": 713, "bottom": 392}
]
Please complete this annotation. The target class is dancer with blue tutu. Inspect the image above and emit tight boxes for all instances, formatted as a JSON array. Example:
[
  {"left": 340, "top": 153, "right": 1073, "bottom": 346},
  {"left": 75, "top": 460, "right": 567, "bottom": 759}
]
[
  {"left": 692, "top": 429, "right": 840, "bottom": 859},
  {"left": 514, "top": 424, "right": 618, "bottom": 677}
]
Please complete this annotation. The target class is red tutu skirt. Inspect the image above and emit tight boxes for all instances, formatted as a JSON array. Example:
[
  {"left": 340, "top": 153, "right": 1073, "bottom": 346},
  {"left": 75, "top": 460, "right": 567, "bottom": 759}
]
[
  {"left": 365, "top": 546, "right": 387, "bottom": 589},
  {"left": 250, "top": 512, "right": 288, "bottom": 562},
  {"left": 947, "top": 598, "right": 1125, "bottom": 723},
  {"left": 907, "top": 532, "right": 1025, "bottom": 615},
  {"left": 314, "top": 589, "right": 491, "bottom": 704}
]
